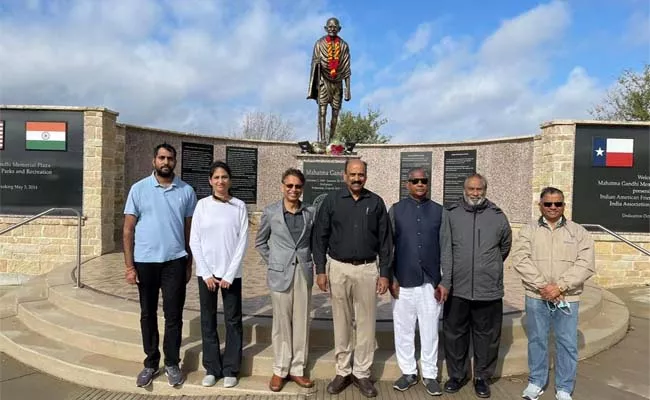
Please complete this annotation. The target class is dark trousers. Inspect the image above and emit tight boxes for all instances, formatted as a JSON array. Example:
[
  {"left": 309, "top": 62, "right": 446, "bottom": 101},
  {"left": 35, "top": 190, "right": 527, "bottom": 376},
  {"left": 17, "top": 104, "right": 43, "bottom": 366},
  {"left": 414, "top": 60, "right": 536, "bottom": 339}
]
[
  {"left": 198, "top": 277, "right": 243, "bottom": 377},
  {"left": 134, "top": 256, "right": 187, "bottom": 369},
  {"left": 442, "top": 295, "right": 503, "bottom": 380}
]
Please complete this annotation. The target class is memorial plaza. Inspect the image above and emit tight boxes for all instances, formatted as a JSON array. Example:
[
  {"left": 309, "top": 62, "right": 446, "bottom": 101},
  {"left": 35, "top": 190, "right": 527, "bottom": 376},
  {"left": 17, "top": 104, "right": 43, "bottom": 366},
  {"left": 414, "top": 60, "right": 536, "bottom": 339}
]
[{"left": 0, "top": 105, "right": 648, "bottom": 399}]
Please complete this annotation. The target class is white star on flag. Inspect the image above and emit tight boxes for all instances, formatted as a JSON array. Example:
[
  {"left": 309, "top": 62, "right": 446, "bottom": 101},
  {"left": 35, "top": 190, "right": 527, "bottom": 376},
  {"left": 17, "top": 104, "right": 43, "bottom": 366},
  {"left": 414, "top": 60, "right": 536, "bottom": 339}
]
[{"left": 595, "top": 147, "right": 604, "bottom": 156}]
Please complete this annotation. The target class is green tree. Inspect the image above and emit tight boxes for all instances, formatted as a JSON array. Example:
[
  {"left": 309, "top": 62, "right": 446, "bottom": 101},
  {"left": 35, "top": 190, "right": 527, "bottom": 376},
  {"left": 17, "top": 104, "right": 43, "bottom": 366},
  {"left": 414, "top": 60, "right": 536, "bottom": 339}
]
[
  {"left": 589, "top": 65, "right": 650, "bottom": 121},
  {"left": 334, "top": 106, "right": 391, "bottom": 144}
]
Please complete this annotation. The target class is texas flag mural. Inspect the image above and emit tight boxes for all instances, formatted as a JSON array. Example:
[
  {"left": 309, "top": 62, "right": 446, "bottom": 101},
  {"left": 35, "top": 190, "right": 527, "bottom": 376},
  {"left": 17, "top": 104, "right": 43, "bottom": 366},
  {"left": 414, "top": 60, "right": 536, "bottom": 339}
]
[
  {"left": 592, "top": 137, "right": 634, "bottom": 168},
  {"left": 25, "top": 121, "right": 67, "bottom": 151}
]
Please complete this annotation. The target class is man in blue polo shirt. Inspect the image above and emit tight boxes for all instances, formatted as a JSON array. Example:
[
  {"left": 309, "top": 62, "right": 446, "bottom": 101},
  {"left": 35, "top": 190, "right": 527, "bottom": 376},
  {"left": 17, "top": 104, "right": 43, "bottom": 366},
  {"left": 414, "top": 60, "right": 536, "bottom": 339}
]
[
  {"left": 389, "top": 167, "right": 444, "bottom": 396},
  {"left": 123, "top": 143, "right": 197, "bottom": 388}
]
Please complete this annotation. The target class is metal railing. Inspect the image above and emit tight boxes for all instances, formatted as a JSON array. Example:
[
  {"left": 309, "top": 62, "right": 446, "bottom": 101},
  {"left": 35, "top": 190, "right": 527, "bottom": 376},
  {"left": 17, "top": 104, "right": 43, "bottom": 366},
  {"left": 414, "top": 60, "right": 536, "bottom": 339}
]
[
  {"left": 582, "top": 223, "right": 650, "bottom": 256},
  {"left": 0, "top": 208, "right": 83, "bottom": 288}
]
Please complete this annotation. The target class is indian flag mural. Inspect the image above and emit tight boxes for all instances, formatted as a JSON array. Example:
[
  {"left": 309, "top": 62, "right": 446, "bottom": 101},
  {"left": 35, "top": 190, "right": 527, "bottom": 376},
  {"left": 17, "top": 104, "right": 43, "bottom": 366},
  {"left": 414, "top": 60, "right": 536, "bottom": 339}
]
[{"left": 25, "top": 121, "right": 67, "bottom": 151}]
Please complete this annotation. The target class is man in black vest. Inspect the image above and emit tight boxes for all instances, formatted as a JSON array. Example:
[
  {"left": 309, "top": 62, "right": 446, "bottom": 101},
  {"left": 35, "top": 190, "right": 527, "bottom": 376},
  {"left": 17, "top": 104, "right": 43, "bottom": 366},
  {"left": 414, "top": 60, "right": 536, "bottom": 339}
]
[{"left": 388, "top": 167, "right": 444, "bottom": 396}]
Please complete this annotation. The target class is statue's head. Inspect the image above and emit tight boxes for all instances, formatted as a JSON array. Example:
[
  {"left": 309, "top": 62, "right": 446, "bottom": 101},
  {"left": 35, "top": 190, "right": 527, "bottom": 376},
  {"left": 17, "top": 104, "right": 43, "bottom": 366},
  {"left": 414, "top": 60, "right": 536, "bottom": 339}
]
[{"left": 324, "top": 17, "right": 341, "bottom": 37}]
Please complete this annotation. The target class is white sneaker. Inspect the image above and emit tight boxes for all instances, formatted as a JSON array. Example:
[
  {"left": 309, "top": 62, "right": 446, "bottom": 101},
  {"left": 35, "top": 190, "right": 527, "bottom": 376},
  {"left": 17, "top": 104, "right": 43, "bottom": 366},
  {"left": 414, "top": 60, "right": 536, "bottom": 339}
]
[
  {"left": 223, "top": 376, "right": 238, "bottom": 388},
  {"left": 202, "top": 374, "right": 217, "bottom": 387},
  {"left": 556, "top": 391, "right": 572, "bottom": 400},
  {"left": 522, "top": 383, "right": 544, "bottom": 400}
]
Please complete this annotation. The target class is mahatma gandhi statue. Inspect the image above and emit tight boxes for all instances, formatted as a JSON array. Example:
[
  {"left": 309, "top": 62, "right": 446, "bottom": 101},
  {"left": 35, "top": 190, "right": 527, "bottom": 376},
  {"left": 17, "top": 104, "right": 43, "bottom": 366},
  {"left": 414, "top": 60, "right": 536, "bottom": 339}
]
[{"left": 307, "top": 17, "right": 351, "bottom": 144}]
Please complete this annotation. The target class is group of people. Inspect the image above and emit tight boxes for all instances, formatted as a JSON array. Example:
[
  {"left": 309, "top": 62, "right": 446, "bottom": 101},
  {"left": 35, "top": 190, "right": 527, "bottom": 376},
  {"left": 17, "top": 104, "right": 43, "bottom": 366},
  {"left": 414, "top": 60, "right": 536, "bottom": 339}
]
[{"left": 124, "top": 143, "right": 595, "bottom": 400}]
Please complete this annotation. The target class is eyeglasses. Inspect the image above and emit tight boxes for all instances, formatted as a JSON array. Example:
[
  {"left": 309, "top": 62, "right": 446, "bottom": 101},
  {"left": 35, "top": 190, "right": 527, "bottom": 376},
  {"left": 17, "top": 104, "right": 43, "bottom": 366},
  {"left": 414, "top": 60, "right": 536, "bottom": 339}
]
[
  {"left": 408, "top": 178, "right": 429, "bottom": 185},
  {"left": 285, "top": 184, "right": 303, "bottom": 190},
  {"left": 542, "top": 202, "right": 564, "bottom": 208}
]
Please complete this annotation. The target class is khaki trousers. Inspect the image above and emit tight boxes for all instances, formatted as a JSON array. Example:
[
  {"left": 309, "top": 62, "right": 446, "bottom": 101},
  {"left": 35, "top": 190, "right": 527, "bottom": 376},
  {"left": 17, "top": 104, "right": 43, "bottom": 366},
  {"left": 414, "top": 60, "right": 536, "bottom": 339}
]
[
  {"left": 270, "top": 264, "right": 312, "bottom": 377},
  {"left": 328, "top": 258, "right": 378, "bottom": 379}
]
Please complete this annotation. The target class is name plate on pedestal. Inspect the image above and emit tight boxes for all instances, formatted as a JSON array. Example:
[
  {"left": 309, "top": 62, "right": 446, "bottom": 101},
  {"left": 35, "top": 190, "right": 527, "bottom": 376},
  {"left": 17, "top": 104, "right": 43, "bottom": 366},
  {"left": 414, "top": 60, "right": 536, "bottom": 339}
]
[{"left": 298, "top": 154, "right": 360, "bottom": 206}]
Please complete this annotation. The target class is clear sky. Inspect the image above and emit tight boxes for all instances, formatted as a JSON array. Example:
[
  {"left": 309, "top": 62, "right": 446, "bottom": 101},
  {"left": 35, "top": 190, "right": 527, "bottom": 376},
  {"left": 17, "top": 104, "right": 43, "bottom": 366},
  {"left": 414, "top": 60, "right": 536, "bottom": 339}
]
[{"left": 0, "top": 0, "right": 647, "bottom": 142}]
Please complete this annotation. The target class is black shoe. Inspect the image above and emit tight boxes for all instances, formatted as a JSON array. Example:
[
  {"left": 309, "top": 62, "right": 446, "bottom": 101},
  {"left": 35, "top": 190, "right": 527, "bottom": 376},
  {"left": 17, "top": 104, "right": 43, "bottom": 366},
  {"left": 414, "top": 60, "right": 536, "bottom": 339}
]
[
  {"left": 444, "top": 377, "right": 467, "bottom": 393},
  {"left": 393, "top": 374, "right": 417, "bottom": 391},
  {"left": 474, "top": 378, "right": 491, "bottom": 398},
  {"left": 423, "top": 378, "right": 443, "bottom": 396},
  {"left": 327, "top": 374, "right": 353, "bottom": 394},
  {"left": 353, "top": 376, "right": 378, "bottom": 398}
]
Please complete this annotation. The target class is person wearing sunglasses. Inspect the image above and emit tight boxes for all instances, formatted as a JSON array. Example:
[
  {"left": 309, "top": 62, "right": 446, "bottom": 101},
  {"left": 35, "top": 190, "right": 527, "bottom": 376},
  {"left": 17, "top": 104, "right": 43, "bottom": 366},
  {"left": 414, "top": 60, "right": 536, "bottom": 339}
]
[
  {"left": 511, "top": 187, "right": 595, "bottom": 400},
  {"left": 387, "top": 168, "right": 444, "bottom": 396},
  {"left": 255, "top": 168, "right": 317, "bottom": 392},
  {"left": 439, "top": 173, "right": 512, "bottom": 398}
]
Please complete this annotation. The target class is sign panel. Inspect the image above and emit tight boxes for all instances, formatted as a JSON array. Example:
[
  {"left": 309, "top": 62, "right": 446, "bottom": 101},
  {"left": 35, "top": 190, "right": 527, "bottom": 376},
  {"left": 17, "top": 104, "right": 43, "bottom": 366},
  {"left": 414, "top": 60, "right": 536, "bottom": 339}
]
[
  {"left": 226, "top": 146, "right": 258, "bottom": 204},
  {"left": 399, "top": 152, "right": 432, "bottom": 200},
  {"left": 0, "top": 110, "right": 84, "bottom": 215},
  {"left": 181, "top": 142, "right": 213, "bottom": 199},
  {"left": 303, "top": 162, "right": 346, "bottom": 205},
  {"left": 572, "top": 124, "right": 649, "bottom": 232},
  {"left": 443, "top": 150, "right": 477, "bottom": 206}
]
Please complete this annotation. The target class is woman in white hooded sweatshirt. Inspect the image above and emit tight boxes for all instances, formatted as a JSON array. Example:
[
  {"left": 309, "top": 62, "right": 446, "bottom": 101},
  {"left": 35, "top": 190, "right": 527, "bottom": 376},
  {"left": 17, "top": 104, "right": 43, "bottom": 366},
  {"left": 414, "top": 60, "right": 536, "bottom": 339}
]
[{"left": 190, "top": 161, "right": 248, "bottom": 389}]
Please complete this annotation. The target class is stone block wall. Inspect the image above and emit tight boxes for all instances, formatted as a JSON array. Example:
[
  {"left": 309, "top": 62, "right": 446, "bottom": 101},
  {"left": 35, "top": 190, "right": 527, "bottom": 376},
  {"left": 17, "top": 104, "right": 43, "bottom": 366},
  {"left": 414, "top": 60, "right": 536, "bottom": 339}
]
[
  {"left": 532, "top": 122, "right": 576, "bottom": 220},
  {"left": 592, "top": 234, "right": 650, "bottom": 287},
  {"left": 0, "top": 218, "right": 89, "bottom": 275}
]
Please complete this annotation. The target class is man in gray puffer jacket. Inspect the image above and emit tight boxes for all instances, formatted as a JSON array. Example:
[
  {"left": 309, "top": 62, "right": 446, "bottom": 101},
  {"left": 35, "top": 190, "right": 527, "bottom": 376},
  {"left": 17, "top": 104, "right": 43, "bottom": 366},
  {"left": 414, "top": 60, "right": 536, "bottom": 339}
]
[{"left": 438, "top": 173, "right": 512, "bottom": 399}]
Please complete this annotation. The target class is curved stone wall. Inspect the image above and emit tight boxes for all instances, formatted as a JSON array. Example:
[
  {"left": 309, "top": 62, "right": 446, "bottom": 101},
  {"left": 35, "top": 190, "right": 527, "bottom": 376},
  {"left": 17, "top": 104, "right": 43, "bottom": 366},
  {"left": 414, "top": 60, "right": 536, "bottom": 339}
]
[{"left": 123, "top": 124, "right": 535, "bottom": 223}]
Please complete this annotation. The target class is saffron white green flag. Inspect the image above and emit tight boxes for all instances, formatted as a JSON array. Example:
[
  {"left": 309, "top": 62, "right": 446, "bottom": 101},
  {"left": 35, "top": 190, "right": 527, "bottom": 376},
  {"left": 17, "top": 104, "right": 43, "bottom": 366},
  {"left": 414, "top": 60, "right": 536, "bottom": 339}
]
[{"left": 25, "top": 121, "right": 67, "bottom": 151}]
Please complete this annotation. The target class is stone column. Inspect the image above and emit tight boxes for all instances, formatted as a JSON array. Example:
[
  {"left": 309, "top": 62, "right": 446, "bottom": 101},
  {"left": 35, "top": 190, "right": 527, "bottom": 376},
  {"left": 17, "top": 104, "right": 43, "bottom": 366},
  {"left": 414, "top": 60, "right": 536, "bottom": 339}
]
[
  {"left": 82, "top": 109, "right": 120, "bottom": 256},
  {"left": 531, "top": 121, "right": 576, "bottom": 219}
]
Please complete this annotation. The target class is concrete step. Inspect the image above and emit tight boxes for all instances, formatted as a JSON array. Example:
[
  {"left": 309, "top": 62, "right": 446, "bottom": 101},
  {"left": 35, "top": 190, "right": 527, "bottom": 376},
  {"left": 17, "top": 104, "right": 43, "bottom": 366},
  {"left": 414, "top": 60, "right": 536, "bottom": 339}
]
[
  {"left": 48, "top": 283, "right": 605, "bottom": 350},
  {"left": 11, "top": 288, "right": 627, "bottom": 381},
  {"left": 16, "top": 299, "right": 398, "bottom": 371},
  {"left": 0, "top": 316, "right": 312, "bottom": 397}
]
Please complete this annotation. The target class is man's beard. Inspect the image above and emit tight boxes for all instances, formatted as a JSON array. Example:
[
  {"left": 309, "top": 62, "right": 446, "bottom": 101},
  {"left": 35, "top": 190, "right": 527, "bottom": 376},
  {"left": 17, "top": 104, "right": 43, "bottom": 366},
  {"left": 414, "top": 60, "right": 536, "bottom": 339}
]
[
  {"left": 464, "top": 194, "right": 485, "bottom": 206},
  {"left": 155, "top": 166, "right": 174, "bottom": 178}
]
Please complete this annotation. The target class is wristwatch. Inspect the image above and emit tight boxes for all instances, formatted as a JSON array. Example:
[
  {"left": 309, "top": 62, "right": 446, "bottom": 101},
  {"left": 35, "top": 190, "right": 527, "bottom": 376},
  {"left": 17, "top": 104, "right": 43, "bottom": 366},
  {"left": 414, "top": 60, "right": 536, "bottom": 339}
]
[{"left": 558, "top": 284, "right": 569, "bottom": 294}]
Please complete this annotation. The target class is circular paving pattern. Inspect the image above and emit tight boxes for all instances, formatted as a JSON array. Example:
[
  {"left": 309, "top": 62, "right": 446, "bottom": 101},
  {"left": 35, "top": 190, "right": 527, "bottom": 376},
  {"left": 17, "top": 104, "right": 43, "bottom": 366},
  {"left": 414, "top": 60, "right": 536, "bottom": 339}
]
[{"left": 82, "top": 233, "right": 525, "bottom": 320}]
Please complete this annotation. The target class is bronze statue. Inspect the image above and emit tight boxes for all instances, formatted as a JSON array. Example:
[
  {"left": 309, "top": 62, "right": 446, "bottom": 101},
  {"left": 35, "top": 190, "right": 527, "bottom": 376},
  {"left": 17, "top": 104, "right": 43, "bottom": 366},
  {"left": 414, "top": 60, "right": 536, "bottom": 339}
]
[{"left": 307, "top": 17, "right": 351, "bottom": 144}]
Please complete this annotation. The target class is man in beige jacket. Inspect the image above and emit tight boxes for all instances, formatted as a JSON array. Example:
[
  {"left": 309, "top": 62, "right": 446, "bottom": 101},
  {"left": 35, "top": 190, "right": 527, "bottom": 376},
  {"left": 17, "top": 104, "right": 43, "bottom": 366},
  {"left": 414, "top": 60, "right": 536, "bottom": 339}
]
[{"left": 511, "top": 187, "right": 595, "bottom": 400}]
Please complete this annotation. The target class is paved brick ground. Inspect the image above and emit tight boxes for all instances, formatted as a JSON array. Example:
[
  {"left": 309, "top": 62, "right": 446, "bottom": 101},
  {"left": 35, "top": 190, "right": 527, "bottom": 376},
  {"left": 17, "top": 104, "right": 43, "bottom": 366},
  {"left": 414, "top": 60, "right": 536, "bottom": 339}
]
[{"left": 80, "top": 232, "right": 526, "bottom": 319}]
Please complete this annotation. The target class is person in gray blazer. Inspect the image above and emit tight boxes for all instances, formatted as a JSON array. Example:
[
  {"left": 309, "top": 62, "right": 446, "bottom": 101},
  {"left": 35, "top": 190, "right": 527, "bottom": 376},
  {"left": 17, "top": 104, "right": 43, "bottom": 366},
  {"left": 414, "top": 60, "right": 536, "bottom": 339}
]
[{"left": 255, "top": 168, "right": 316, "bottom": 392}]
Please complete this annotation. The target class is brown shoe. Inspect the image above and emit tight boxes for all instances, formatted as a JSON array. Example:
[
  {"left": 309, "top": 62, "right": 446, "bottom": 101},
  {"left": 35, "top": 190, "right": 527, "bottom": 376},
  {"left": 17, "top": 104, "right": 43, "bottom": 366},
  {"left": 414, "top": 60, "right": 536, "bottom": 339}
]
[
  {"left": 289, "top": 375, "right": 314, "bottom": 388},
  {"left": 327, "top": 374, "right": 353, "bottom": 394},
  {"left": 353, "top": 376, "right": 378, "bottom": 398},
  {"left": 269, "top": 374, "right": 285, "bottom": 392}
]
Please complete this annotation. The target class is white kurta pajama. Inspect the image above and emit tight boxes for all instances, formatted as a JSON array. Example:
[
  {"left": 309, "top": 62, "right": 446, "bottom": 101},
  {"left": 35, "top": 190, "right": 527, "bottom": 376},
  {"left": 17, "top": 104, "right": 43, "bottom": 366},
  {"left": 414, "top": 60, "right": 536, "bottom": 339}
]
[{"left": 392, "top": 281, "right": 443, "bottom": 379}]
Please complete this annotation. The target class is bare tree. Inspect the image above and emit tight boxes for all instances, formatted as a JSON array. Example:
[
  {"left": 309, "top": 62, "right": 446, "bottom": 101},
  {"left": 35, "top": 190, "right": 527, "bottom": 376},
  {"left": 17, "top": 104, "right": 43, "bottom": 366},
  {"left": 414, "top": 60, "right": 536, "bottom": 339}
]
[{"left": 234, "top": 111, "right": 296, "bottom": 141}]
